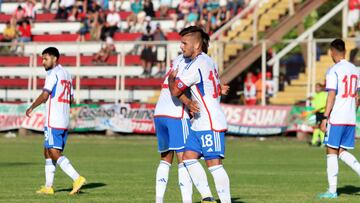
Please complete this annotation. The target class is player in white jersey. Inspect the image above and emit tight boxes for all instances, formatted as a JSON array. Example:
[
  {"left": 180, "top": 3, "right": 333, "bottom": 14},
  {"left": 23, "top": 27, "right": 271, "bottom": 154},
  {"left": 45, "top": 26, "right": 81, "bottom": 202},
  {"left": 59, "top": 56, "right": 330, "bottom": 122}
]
[
  {"left": 154, "top": 54, "right": 199, "bottom": 203},
  {"left": 26, "top": 47, "right": 86, "bottom": 195},
  {"left": 318, "top": 39, "right": 360, "bottom": 199},
  {"left": 168, "top": 26, "right": 231, "bottom": 203}
]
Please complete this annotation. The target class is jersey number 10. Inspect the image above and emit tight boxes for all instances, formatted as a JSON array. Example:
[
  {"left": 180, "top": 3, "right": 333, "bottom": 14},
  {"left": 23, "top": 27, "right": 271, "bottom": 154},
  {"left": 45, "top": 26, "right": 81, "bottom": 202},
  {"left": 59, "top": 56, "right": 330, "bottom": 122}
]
[{"left": 342, "top": 75, "right": 358, "bottom": 98}]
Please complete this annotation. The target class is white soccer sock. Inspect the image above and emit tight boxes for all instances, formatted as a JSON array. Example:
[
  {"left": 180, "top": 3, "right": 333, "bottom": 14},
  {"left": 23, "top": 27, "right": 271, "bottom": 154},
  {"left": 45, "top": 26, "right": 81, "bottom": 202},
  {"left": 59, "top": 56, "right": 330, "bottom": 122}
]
[
  {"left": 327, "top": 154, "right": 338, "bottom": 194},
  {"left": 57, "top": 156, "right": 80, "bottom": 181},
  {"left": 155, "top": 160, "right": 171, "bottom": 203},
  {"left": 178, "top": 163, "right": 192, "bottom": 203},
  {"left": 209, "top": 165, "right": 231, "bottom": 203},
  {"left": 45, "top": 159, "right": 56, "bottom": 188},
  {"left": 183, "top": 159, "right": 213, "bottom": 199},
  {"left": 339, "top": 151, "right": 360, "bottom": 176}
]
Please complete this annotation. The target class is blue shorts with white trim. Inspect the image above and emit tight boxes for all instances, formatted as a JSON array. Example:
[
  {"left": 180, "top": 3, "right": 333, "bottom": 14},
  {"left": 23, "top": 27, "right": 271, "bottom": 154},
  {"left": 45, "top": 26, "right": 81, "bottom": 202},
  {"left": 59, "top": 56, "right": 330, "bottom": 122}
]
[
  {"left": 44, "top": 126, "right": 69, "bottom": 151},
  {"left": 154, "top": 117, "right": 191, "bottom": 153},
  {"left": 324, "top": 124, "right": 355, "bottom": 149},
  {"left": 185, "top": 130, "right": 225, "bottom": 160}
]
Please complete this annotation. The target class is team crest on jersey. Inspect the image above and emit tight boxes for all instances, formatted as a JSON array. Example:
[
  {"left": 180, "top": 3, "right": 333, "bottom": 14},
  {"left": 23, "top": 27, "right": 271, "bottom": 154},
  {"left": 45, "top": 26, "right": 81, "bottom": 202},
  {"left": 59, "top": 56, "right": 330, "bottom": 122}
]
[{"left": 177, "top": 81, "right": 184, "bottom": 89}]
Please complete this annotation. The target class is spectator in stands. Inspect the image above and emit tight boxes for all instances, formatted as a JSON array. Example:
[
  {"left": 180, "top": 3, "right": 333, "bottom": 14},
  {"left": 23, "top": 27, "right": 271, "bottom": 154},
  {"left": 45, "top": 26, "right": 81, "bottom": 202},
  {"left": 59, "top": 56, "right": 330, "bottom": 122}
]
[
  {"left": 12, "top": 5, "right": 27, "bottom": 24},
  {"left": 98, "top": 0, "right": 110, "bottom": 10},
  {"left": 216, "top": 0, "right": 231, "bottom": 29},
  {"left": 17, "top": 20, "right": 32, "bottom": 43},
  {"left": 184, "top": 7, "right": 198, "bottom": 27},
  {"left": 92, "top": 36, "right": 116, "bottom": 64},
  {"left": 243, "top": 72, "right": 257, "bottom": 105},
  {"left": 126, "top": 0, "right": 146, "bottom": 32},
  {"left": 278, "top": 72, "right": 290, "bottom": 92},
  {"left": 13, "top": 20, "right": 32, "bottom": 55},
  {"left": 1, "top": 21, "right": 17, "bottom": 43},
  {"left": 0, "top": 0, "right": 2, "bottom": 13},
  {"left": 153, "top": 23, "right": 167, "bottom": 78},
  {"left": 228, "top": 0, "right": 245, "bottom": 16},
  {"left": 170, "top": 0, "right": 195, "bottom": 31},
  {"left": 100, "top": 7, "right": 120, "bottom": 40},
  {"left": 159, "top": 0, "right": 172, "bottom": 18},
  {"left": 77, "top": 12, "right": 91, "bottom": 41},
  {"left": 87, "top": 0, "right": 102, "bottom": 13},
  {"left": 90, "top": 10, "right": 106, "bottom": 40},
  {"left": 56, "top": 0, "right": 75, "bottom": 19},
  {"left": 143, "top": 0, "right": 155, "bottom": 18},
  {"left": 24, "top": 0, "right": 37, "bottom": 21},
  {"left": 140, "top": 25, "right": 156, "bottom": 77},
  {"left": 67, "top": 3, "right": 79, "bottom": 21},
  {"left": 348, "top": 0, "right": 360, "bottom": 37},
  {"left": 41, "top": 0, "right": 59, "bottom": 12},
  {"left": 265, "top": 72, "right": 275, "bottom": 104}
]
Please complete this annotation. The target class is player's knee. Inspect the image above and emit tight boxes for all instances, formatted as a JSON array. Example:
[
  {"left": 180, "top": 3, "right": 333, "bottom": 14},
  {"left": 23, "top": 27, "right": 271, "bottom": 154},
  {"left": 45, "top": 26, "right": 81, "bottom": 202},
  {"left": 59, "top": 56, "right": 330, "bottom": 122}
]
[{"left": 48, "top": 148, "right": 62, "bottom": 160}]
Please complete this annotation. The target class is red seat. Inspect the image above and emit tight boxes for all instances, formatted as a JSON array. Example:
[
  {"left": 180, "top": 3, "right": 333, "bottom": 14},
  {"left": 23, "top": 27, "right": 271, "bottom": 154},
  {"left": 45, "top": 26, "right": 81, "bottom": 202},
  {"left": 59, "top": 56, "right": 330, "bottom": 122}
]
[
  {"left": 32, "top": 32, "right": 179, "bottom": 42},
  {"left": 0, "top": 77, "right": 162, "bottom": 89},
  {"left": 35, "top": 55, "right": 141, "bottom": 66},
  {"left": 0, "top": 56, "right": 30, "bottom": 66},
  {"left": 32, "top": 34, "right": 78, "bottom": 42}
]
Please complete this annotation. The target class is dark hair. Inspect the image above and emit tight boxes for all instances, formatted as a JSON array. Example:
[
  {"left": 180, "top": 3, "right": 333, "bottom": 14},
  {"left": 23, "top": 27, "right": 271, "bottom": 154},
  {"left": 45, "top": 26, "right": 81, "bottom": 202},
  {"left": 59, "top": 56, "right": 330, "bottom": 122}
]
[
  {"left": 42, "top": 47, "right": 60, "bottom": 60},
  {"left": 330, "top": 39, "right": 346, "bottom": 52},
  {"left": 179, "top": 26, "right": 210, "bottom": 53}
]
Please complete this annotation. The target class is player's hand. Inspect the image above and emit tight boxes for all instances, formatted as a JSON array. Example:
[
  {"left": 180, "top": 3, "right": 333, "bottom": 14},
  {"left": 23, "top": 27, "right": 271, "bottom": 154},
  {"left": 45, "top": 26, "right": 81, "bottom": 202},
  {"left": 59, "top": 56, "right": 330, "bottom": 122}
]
[
  {"left": 25, "top": 107, "right": 33, "bottom": 117},
  {"left": 187, "top": 100, "right": 200, "bottom": 113},
  {"left": 221, "top": 84, "right": 230, "bottom": 95},
  {"left": 320, "top": 119, "right": 327, "bottom": 132}
]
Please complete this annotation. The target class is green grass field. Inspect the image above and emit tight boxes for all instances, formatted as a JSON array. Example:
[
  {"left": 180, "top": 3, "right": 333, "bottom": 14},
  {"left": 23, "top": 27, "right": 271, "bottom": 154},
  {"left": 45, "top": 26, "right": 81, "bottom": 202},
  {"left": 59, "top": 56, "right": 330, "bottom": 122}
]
[{"left": 1, "top": 134, "right": 360, "bottom": 203}]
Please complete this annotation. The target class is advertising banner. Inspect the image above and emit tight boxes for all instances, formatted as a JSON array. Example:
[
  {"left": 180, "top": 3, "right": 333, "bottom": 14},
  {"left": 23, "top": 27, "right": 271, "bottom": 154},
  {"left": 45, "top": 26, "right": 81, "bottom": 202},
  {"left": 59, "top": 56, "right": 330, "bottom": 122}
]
[
  {"left": 221, "top": 104, "right": 292, "bottom": 135},
  {"left": 3, "top": 103, "right": 359, "bottom": 137}
]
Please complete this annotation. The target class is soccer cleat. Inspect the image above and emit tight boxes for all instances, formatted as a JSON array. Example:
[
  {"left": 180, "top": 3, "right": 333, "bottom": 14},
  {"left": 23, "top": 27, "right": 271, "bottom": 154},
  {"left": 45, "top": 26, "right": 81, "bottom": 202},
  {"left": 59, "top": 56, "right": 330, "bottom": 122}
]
[
  {"left": 201, "top": 197, "right": 216, "bottom": 203},
  {"left": 317, "top": 191, "right": 338, "bottom": 199},
  {"left": 69, "top": 176, "right": 86, "bottom": 195},
  {"left": 36, "top": 186, "right": 54, "bottom": 195}
]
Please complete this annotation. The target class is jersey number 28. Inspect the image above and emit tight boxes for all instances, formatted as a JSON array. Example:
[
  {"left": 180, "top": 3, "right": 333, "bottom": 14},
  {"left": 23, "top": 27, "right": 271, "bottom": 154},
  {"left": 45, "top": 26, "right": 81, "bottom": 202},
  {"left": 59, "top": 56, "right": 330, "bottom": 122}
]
[{"left": 58, "top": 80, "right": 71, "bottom": 104}]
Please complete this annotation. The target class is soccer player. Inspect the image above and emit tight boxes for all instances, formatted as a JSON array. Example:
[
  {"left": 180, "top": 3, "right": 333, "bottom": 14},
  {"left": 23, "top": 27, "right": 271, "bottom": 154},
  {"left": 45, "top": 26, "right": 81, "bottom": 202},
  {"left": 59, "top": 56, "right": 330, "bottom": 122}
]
[
  {"left": 318, "top": 39, "right": 360, "bottom": 199},
  {"left": 154, "top": 53, "right": 199, "bottom": 203},
  {"left": 168, "top": 26, "right": 231, "bottom": 203},
  {"left": 26, "top": 47, "right": 86, "bottom": 195}
]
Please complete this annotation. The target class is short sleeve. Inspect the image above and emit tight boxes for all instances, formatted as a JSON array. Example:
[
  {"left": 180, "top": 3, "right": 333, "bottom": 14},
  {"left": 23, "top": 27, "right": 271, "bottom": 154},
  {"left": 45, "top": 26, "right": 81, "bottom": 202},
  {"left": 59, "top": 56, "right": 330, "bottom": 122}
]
[
  {"left": 175, "top": 60, "right": 201, "bottom": 91},
  {"left": 325, "top": 69, "right": 337, "bottom": 91},
  {"left": 43, "top": 72, "right": 58, "bottom": 93}
]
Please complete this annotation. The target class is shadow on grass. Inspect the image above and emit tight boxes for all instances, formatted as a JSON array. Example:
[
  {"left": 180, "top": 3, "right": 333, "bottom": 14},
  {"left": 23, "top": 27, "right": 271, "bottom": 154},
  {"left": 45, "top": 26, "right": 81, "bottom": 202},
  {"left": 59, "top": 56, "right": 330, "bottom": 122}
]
[
  {"left": 195, "top": 197, "right": 244, "bottom": 203},
  {"left": 0, "top": 162, "right": 37, "bottom": 167},
  {"left": 338, "top": 185, "right": 360, "bottom": 196},
  {"left": 56, "top": 182, "right": 106, "bottom": 193}
]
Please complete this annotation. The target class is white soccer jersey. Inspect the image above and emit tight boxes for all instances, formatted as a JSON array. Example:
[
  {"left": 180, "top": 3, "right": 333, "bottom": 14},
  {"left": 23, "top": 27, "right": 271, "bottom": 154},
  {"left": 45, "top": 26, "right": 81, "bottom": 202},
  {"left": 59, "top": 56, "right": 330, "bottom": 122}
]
[
  {"left": 154, "top": 54, "right": 190, "bottom": 118},
  {"left": 43, "top": 64, "right": 73, "bottom": 129},
  {"left": 175, "top": 53, "right": 227, "bottom": 132},
  {"left": 326, "top": 59, "right": 360, "bottom": 125}
]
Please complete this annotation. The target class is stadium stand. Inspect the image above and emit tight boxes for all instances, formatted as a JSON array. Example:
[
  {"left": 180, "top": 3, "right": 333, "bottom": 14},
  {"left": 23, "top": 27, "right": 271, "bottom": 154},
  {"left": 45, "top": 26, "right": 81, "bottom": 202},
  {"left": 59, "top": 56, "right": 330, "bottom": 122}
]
[{"left": 1, "top": 0, "right": 251, "bottom": 103}]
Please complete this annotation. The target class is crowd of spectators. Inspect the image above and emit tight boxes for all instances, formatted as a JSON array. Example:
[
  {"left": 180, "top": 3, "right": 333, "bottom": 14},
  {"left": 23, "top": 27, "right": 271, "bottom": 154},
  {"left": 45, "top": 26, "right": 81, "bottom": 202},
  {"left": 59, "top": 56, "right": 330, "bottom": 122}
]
[
  {"left": 170, "top": 0, "right": 248, "bottom": 33},
  {"left": 243, "top": 71, "right": 275, "bottom": 105},
  {"left": 1, "top": 0, "right": 35, "bottom": 54},
  {"left": 1, "top": 0, "right": 250, "bottom": 76}
]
